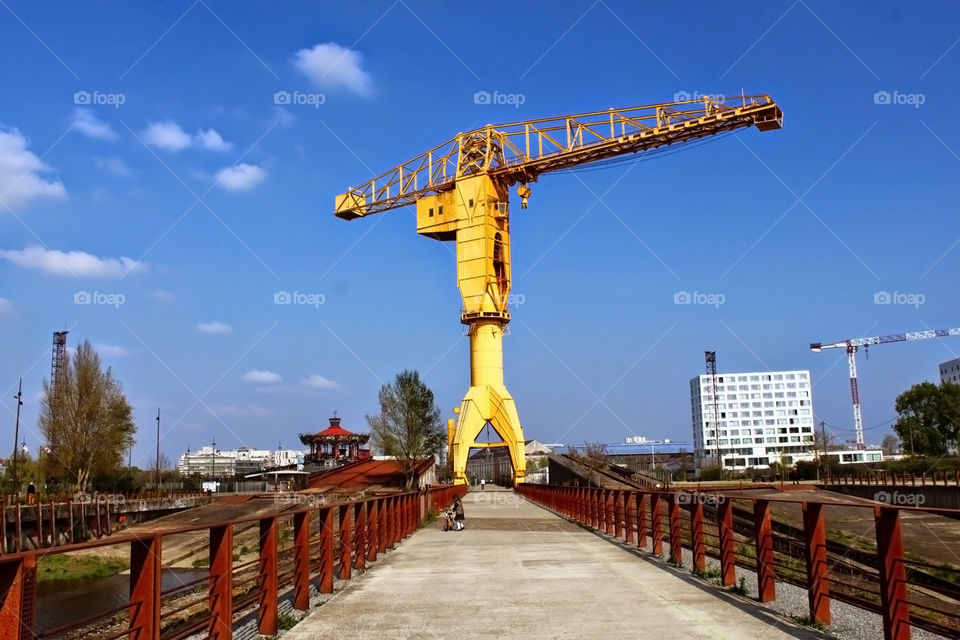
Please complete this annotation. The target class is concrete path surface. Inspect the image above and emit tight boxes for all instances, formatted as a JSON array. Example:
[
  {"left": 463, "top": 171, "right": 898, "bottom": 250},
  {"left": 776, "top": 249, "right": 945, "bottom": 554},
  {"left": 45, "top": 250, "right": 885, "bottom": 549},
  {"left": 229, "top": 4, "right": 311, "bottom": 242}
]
[{"left": 284, "top": 489, "right": 827, "bottom": 640}]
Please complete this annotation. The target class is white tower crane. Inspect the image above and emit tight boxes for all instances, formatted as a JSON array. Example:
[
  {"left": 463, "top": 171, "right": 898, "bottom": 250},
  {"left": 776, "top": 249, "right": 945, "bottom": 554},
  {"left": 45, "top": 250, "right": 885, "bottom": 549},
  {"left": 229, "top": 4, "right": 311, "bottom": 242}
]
[{"left": 810, "top": 327, "right": 960, "bottom": 450}]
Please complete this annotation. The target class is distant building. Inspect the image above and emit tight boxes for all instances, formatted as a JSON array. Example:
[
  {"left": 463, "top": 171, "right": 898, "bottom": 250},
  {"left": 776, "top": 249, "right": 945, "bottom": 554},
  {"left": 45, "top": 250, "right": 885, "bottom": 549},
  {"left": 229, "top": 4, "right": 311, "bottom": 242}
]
[
  {"left": 940, "top": 357, "right": 960, "bottom": 384},
  {"left": 177, "top": 446, "right": 277, "bottom": 478},
  {"left": 467, "top": 440, "right": 552, "bottom": 484},
  {"left": 690, "top": 369, "right": 816, "bottom": 470}
]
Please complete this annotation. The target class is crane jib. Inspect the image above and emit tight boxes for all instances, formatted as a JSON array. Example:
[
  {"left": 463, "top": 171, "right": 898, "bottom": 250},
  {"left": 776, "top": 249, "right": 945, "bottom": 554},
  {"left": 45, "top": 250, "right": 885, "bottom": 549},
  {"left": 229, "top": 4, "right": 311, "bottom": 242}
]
[{"left": 333, "top": 95, "right": 783, "bottom": 219}]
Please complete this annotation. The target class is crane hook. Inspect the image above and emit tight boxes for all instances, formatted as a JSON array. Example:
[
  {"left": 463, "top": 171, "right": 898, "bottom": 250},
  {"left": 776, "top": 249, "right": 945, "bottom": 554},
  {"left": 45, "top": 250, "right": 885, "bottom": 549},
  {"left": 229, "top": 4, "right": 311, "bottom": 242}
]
[{"left": 517, "top": 184, "right": 531, "bottom": 209}]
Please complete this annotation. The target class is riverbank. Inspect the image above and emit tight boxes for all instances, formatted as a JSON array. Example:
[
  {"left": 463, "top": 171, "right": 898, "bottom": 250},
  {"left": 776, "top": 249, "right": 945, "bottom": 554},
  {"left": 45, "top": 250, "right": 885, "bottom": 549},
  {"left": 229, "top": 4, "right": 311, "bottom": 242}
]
[{"left": 37, "top": 553, "right": 129, "bottom": 583}]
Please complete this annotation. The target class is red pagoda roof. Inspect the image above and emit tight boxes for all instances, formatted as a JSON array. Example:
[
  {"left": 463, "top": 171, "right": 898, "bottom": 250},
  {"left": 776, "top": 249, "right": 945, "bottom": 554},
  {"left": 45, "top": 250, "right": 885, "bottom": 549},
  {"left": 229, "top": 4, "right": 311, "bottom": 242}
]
[{"left": 317, "top": 424, "right": 353, "bottom": 437}]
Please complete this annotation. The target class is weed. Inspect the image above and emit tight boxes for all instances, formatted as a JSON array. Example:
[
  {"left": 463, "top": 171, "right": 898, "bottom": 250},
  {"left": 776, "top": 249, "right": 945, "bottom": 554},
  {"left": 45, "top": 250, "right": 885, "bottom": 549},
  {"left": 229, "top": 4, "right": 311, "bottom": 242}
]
[{"left": 728, "top": 576, "right": 749, "bottom": 596}]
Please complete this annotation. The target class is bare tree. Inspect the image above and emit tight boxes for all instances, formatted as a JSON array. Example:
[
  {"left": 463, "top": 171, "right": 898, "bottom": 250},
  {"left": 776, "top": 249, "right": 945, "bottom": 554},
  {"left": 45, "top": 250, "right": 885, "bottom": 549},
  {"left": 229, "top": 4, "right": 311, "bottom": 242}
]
[
  {"left": 38, "top": 341, "right": 136, "bottom": 492},
  {"left": 366, "top": 370, "right": 445, "bottom": 489}
]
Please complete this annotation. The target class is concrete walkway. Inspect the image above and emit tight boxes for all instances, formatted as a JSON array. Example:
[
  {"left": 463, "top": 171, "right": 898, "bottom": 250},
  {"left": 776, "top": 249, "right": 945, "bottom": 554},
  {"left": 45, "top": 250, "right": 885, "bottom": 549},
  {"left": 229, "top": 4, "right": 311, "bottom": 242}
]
[{"left": 285, "top": 489, "right": 827, "bottom": 640}]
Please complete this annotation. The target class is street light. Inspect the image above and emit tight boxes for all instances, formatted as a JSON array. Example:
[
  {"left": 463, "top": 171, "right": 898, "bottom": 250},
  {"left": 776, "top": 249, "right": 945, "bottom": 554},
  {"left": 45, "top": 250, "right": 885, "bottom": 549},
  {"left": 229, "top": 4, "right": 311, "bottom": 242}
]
[{"left": 12, "top": 379, "right": 23, "bottom": 496}]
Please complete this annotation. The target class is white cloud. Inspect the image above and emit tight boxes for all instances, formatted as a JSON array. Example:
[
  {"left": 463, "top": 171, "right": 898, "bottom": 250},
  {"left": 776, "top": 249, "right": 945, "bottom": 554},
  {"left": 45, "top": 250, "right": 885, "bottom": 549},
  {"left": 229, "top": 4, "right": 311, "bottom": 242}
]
[
  {"left": 196, "top": 321, "right": 233, "bottom": 335},
  {"left": 215, "top": 163, "right": 266, "bottom": 191},
  {"left": 94, "top": 343, "right": 134, "bottom": 357},
  {"left": 0, "top": 297, "right": 12, "bottom": 313},
  {"left": 141, "top": 121, "right": 192, "bottom": 151},
  {"left": 72, "top": 108, "right": 117, "bottom": 141},
  {"left": 242, "top": 369, "right": 283, "bottom": 384},
  {"left": 94, "top": 156, "right": 132, "bottom": 177},
  {"left": 150, "top": 289, "right": 174, "bottom": 303},
  {"left": 211, "top": 404, "right": 274, "bottom": 418},
  {"left": 0, "top": 127, "right": 67, "bottom": 209},
  {"left": 141, "top": 121, "right": 233, "bottom": 152},
  {"left": 293, "top": 42, "right": 373, "bottom": 96},
  {"left": 300, "top": 374, "right": 341, "bottom": 390},
  {"left": 0, "top": 246, "right": 146, "bottom": 278}
]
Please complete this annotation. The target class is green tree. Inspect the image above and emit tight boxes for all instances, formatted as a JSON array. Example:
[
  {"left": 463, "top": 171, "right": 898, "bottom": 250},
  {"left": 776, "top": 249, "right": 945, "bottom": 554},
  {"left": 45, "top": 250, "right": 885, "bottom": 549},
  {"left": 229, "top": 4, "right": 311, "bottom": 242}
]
[
  {"left": 366, "top": 370, "right": 445, "bottom": 489},
  {"left": 38, "top": 341, "right": 136, "bottom": 492},
  {"left": 880, "top": 434, "right": 900, "bottom": 457},
  {"left": 893, "top": 382, "right": 960, "bottom": 456}
]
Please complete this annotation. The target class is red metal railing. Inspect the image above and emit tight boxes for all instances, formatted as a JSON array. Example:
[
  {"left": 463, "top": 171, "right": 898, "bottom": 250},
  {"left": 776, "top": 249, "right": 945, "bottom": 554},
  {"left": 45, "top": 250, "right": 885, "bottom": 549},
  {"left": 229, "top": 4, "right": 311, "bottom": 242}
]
[
  {"left": 517, "top": 484, "right": 960, "bottom": 640},
  {"left": 0, "top": 485, "right": 465, "bottom": 640},
  {"left": 823, "top": 470, "right": 960, "bottom": 486}
]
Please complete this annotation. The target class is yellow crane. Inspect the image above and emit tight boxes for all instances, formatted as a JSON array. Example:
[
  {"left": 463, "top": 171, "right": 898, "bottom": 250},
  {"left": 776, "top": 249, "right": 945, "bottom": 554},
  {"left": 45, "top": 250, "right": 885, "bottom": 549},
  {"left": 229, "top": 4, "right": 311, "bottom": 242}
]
[{"left": 334, "top": 95, "right": 783, "bottom": 486}]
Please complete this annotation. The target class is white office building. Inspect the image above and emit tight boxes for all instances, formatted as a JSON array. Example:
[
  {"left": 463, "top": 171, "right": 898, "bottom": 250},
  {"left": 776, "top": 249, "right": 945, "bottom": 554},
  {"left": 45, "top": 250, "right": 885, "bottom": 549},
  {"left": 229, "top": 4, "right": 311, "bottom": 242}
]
[
  {"left": 690, "top": 369, "right": 816, "bottom": 470},
  {"left": 940, "top": 358, "right": 960, "bottom": 385}
]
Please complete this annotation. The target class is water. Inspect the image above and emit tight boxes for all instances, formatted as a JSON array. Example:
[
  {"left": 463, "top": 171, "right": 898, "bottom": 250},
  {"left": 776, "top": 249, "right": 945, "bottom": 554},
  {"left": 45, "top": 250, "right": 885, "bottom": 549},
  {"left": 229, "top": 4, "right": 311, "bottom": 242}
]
[{"left": 36, "top": 568, "right": 209, "bottom": 635}]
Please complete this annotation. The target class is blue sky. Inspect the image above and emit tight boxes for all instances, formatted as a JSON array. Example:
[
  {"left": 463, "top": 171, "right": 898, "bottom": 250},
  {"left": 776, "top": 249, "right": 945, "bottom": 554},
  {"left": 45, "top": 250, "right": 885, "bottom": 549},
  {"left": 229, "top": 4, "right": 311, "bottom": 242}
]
[{"left": 0, "top": 1, "right": 958, "bottom": 467}]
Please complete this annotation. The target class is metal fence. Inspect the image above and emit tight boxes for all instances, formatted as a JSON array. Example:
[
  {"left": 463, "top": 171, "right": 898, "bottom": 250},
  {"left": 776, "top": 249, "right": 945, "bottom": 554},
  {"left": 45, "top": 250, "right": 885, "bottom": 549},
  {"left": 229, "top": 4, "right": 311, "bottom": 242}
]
[
  {"left": 517, "top": 483, "right": 960, "bottom": 640},
  {"left": 0, "top": 484, "right": 466, "bottom": 640}
]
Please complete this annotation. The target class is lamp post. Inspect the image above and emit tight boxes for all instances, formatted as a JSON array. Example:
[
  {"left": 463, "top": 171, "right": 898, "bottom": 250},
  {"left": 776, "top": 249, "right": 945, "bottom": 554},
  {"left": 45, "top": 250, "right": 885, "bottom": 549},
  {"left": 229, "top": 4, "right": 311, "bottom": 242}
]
[
  {"left": 155, "top": 408, "right": 161, "bottom": 491},
  {"left": 12, "top": 379, "right": 23, "bottom": 496}
]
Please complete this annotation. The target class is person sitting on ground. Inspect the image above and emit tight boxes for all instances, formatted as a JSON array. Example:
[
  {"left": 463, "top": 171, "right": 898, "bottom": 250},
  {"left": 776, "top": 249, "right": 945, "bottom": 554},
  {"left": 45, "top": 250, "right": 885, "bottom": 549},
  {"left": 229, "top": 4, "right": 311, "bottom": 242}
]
[{"left": 453, "top": 495, "right": 465, "bottom": 531}]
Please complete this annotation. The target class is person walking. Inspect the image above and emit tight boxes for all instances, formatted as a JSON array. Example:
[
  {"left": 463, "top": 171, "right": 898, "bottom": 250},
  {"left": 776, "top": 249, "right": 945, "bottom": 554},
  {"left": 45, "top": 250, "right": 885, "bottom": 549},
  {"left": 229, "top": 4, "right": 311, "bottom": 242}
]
[
  {"left": 480, "top": 478, "right": 485, "bottom": 491},
  {"left": 453, "top": 495, "right": 465, "bottom": 531}
]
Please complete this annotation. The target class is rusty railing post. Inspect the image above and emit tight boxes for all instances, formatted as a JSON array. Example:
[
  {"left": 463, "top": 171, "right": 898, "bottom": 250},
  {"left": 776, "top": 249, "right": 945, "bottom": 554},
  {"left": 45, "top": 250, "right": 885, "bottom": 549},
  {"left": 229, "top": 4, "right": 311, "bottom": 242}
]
[
  {"left": 650, "top": 493, "right": 663, "bottom": 555},
  {"left": 258, "top": 517, "right": 278, "bottom": 636},
  {"left": 717, "top": 498, "right": 736, "bottom": 586},
  {"left": 354, "top": 501, "right": 366, "bottom": 572},
  {"left": 0, "top": 553, "right": 36, "bottom": 640},
  {"left": 128, "top": 535, "right": 161, "bottom": 640},
  {"left": 625, "top": 492, "right": 636, "bottom": 544},
  {"left": 613, "top": 490, "right": 622, "bottom": 538},
  {"left": 378, "top": 498, "right": 388, "bottom": 555},
  {"left": 318, "top": 507, "right": 334, "bottom": 594},
  {"left": 367, "top": 499, "right": 379, "bottom": 562},
  {"left": 605, "top": 490, "right": 615, "bottom": 535},
  {"left": 668, "top": 494, "right": 683, "bottom": 565},
  {"left": 691, "top": 500, "right": 705, "bottom": 573},
  {"left": 637, "top": 492, "right": 647, "bottom": 548},
  {"left": 803, "top": 502, "right": 831, "bottom": 626},
  {"left": 338, "top": 504, "right": 352, "bottom": 580},
  {"left": 292, "top": 511, "right": 310, "bottom": 611},
  {"left": 208, "top": 524, "right": 233, "bottom": 640},
  {"left": 875, "top": 506, "right": 910, "bottom": 640},
  {"left": 753, "top": 500, "right": 776, "bottom": 602}
]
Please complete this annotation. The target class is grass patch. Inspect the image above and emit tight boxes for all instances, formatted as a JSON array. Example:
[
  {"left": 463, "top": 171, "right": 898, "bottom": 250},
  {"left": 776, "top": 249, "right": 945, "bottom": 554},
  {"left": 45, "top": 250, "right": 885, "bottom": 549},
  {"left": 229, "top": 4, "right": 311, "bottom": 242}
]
[
  {"left": 728, "top": 576, "right": 749, "bottom": 596},
  {"left": 792, "top": 615, "right": 829, "bottom": 631},
  {"left": 278, "top": 613, "right": 299, "bottom": 630},
  {"left": 191, "top": 557, "right": 209, "bottom": 569},
  {"left": 37, "top": 554, "right": 129, "bottom": 583},
  {"left": 420, "top": 511, "right": 438, "bottom": 528}
]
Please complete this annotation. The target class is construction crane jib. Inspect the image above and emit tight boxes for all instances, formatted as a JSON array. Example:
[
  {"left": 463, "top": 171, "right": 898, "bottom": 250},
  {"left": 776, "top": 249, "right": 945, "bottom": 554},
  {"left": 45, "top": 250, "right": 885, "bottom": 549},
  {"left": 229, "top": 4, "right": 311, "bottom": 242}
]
[
  {"left": 334, "top": 95, "right": 783, "bottom": 486},
  {"left": 810, "top": 327, "right": 960, "bottom": 451}
]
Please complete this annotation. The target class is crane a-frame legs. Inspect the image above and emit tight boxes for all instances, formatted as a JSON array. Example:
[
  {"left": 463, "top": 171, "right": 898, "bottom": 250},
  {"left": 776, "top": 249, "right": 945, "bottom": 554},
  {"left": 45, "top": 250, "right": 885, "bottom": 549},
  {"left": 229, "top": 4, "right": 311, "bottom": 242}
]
[{"left": 450, "top": 320, "right": 526, "bottom": 486}]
